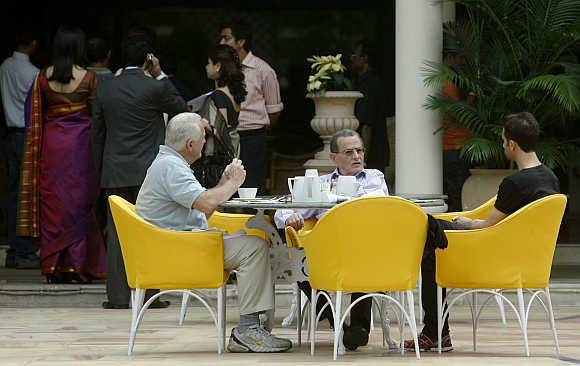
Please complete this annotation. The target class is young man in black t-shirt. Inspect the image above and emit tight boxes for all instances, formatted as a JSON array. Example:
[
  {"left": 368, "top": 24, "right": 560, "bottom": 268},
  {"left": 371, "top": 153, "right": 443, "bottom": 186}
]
[{"left": 405, "top": 112, "right": 560, "bottom": 352}]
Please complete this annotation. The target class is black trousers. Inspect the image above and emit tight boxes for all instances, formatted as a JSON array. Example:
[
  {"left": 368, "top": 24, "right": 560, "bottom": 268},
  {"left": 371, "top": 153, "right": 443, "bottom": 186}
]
[
  {"left": 104, "top": 187, "right": 158, "bottom": 305},
  {"left": 239, "top": 128, "right": 268, "bottom": 195},
  {"left": 443, "top": 150, "right": 471, "bottom": 212},
  {"left": 420, "top": 219, "right": 459, "bottom": 338},
  {"left": 297, "top": 281, "right": 372, "bottom": 331}
]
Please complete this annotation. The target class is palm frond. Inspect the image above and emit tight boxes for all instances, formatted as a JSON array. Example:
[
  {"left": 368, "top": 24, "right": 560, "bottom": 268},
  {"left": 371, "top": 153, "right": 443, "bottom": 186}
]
[
  {"left": 422, "top": 60, "right": 484, "bottom": 97},
  {"left": 517, "top": 74, "right": 580, "bottom": 112},
  {"left": 539, "top": 0, "right": 580, "bottom": 33},
  {"left": 536, "top": 138, "right": 580, "bottom": 171},
  {"left": 459, "top": 136, "right": 506, "bottom": 168}
]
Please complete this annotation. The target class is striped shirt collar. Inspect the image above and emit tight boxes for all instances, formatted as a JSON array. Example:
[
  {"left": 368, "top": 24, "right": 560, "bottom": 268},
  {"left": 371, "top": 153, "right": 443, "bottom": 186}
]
[
  {"left": 242, "top": 51, "right": 258, "bottom": 69},
  {"left": 330, "top": 169, "right": 367, "bottom": 180}
]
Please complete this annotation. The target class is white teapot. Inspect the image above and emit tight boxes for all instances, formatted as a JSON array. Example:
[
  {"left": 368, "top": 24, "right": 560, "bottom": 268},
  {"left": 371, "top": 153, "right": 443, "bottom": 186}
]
[{"left": 288, "top": 169, "right": 324, "bottom": 202}]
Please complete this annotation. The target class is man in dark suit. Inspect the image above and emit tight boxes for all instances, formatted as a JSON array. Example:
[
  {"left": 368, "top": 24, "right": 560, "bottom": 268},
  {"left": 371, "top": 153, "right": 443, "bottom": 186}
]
[{"left": 92, "top": 36, "right": 187, "bottom": 309}]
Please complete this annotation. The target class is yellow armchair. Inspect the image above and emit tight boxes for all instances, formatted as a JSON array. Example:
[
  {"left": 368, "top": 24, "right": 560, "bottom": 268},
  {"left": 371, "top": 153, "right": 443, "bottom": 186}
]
[
  {"left": 287, "top": 196, "right": 428, "bottom": 360},
  {"left": 108, "top": 195, "right": 228, "bottom": 355},
  {"left": 435, "top": 194, "right": 567, "bottom": 356}
]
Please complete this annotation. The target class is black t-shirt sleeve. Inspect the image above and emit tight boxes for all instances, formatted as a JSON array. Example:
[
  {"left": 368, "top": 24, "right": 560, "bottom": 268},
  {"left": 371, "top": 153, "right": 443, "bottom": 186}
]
[{"left": 494, "top": 177, "right": 520, "bottom": 215}]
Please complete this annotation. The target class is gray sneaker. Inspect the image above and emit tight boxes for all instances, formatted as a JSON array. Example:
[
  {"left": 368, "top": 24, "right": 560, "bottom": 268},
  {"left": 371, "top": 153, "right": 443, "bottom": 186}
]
[{"left": 227, "top": 325, "right": 292, "bottom": 353}]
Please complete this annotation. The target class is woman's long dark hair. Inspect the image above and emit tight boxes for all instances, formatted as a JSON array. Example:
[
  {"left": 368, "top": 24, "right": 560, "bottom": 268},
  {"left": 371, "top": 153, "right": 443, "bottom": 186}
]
[
  {"left": 209, "top": 44, "right": 247, "bottom": 105},
  {"left": 49, "top": 25, "right": 86, "bottom": 84}
]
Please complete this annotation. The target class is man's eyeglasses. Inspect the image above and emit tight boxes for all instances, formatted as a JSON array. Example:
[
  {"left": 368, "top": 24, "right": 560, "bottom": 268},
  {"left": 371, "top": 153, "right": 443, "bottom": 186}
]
[{"left": 334, "top": 148, "right": 365, "bottom": 157}]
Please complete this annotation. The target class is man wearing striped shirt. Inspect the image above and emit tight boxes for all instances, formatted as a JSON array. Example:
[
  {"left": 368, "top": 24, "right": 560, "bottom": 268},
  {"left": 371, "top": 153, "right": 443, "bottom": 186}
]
[{"left": 219, "top": 20, "right": 283, "bottom": 195}]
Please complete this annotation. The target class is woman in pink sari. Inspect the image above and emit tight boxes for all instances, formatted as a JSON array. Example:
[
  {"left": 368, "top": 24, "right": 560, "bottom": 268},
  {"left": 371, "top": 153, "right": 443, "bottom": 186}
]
[{"left": 18, "top": 25, "right": 105, "bottom": 283}]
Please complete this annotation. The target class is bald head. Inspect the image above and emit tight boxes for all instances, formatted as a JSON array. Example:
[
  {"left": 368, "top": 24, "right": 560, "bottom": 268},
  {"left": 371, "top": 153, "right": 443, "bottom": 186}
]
[{"left": 165, "top": 112, "right": 204, "bottom": 151}]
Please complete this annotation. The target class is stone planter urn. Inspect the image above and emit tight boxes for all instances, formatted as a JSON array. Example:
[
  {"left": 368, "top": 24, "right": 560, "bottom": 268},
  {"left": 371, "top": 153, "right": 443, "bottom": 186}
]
[
  {"left": 304, "top": 91, "right": 364, "bottom": 173},
  {"left": 461, "top": 168, "right": 516, "bottom": 210}
]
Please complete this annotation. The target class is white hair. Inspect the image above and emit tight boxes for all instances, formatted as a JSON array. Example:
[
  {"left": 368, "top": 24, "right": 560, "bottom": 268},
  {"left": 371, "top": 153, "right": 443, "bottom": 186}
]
[{"left": 165, "top": 112, "right": 203, "bottom": 151}]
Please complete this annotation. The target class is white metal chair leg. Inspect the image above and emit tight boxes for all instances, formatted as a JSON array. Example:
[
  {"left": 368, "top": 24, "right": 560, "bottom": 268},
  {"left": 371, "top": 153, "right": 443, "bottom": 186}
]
[
  {"left": 437, "top": 285, "right": 443, "bottom": 354},
  {"left": 217, "top": 285, "right": 226, "bottom": 354},
  {"left": 128, "top": 288, "right": 145, "bottom": 356},
  {"left": 310, "top": 289, "right": 317, "bottom": 356},
  {"left": 544, "top": 287, "right": 560, "bottom": 356},
  {"left": 517, "top": 288, "right": 530, "bottom": 356},
  {"left": 179, "top": 292, "right": 189, "bottom": 326},
  {"left": 495, "top": 291, "right": 507, "bottom": 325},
  {"left": 406, "top": 290, "right": 421, "bottom": 359},
  {"left": 333, "top": 291, "right": 343, "bottom": 361}
]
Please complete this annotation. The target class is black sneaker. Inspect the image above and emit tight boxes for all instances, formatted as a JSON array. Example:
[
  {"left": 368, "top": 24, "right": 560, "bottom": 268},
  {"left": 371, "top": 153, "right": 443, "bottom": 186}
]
[
  {"left": 149, "top": 299, "right": 171, "bottom": 309},
  {"left": 102, "top": 301, "right": 130, "bottom": 309},
  {"left": 342, "top": 325, "right": 369, "bottom": 351}
]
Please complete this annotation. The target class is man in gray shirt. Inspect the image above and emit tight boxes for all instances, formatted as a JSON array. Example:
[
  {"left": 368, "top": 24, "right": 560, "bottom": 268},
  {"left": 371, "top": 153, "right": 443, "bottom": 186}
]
[{"left": 136, "top": 112, "right": 292, "bottom": 353}]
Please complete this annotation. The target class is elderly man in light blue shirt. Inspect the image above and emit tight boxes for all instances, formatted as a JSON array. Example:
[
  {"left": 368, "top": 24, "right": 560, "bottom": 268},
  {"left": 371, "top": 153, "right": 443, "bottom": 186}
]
[
  {"left": 0, "top": 29, "right": 40, "bottom": 269},
  {"left": 274, "top": 129, "right": 389, "bottom": 352},
  {"left": 136, "top": 112, "right": 292, "bottom": 353}
]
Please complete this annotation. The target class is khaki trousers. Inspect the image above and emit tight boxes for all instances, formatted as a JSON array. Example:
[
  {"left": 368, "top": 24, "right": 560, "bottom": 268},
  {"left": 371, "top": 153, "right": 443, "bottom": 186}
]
[{"left": 223, "top": 235, "right": 274, "bottom": 315}]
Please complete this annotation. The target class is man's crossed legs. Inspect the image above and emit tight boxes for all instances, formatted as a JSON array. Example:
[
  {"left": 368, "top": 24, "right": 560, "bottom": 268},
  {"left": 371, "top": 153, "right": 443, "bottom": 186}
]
[{"left": 224, "top": 235, "right": 292, "bottom": 353}]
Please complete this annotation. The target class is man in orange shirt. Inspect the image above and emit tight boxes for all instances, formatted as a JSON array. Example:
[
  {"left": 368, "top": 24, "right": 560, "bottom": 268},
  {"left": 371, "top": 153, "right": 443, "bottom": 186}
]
[
  {"left": 442, "top": 53, "right": 472, "bottom": 211},
  {"left": 219, "top": 20, "right": 283, "bottom": 195}
]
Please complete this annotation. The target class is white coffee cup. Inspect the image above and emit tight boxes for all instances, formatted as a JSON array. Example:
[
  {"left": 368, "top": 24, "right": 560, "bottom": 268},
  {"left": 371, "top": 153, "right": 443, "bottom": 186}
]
[
  {"left": 238, "top": 187, "right": 258, "bottom": 199},
  {"left": 336, "top": 176, "right": 360, "bottom": 197},
  {"left": 305, "top": 169, "right": 319, "bottom": 177}
]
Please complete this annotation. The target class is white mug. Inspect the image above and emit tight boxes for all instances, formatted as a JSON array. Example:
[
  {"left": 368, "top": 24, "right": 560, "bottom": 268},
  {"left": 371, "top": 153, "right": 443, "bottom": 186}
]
[
  {"left": 336, "top": 176, "right": 361, "bottom": 197},
  {"left": 305, "top": 168, "right": 319, "bottom": 177}
]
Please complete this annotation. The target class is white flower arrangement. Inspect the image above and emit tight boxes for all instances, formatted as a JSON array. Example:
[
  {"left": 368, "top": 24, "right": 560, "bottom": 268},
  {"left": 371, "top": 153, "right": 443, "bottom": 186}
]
[{"left": 306, "top": 54, "right": 351, "bottom": 94}]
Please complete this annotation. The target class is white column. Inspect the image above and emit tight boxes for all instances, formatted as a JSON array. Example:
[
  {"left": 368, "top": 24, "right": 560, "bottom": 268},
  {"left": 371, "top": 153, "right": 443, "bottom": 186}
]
[{"left": 395, "top": 0, "right": 443, "bottom": 195}]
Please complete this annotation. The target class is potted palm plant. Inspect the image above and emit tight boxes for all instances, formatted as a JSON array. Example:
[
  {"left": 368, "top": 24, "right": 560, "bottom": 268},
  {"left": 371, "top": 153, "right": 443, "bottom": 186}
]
[
  {"left": 423, "top": 0, "right": 580, "bottom": 208},
  {"left": 304, "top": 54, "right": 363, "bottom": 171}
]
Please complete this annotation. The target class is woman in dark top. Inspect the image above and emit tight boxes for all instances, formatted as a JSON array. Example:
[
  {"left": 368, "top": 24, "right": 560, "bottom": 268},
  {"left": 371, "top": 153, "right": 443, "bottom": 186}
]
[
  {"left": 192, "top": 45, "right": 247, "bottom": 188},
  {"left": 205, "top": 44, "right": 247, "bottom": 126}
]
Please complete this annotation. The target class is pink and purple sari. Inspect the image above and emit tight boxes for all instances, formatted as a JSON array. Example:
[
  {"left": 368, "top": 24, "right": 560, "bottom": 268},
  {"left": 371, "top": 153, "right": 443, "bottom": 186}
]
[{"left": 17, "top": 70, "right": 106, "bottom": 280}]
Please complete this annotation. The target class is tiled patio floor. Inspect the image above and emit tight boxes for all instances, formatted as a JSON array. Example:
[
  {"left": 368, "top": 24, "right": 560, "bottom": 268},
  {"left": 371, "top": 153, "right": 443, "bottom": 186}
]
[{"left": 1, "top": 303, "right": 579, "bottom": 365}]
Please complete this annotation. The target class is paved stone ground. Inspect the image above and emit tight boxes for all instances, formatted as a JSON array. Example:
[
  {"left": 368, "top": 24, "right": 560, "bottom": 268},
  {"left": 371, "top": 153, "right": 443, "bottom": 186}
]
[{"left": 0, "top": 303, "right": 579, "bottom": 365}]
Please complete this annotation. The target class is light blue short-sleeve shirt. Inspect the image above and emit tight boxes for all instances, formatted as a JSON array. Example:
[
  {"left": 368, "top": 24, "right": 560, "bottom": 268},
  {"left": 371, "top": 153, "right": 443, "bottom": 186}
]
[{"left": 136, "top": 145, "right": 208, "bottom": 231}]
